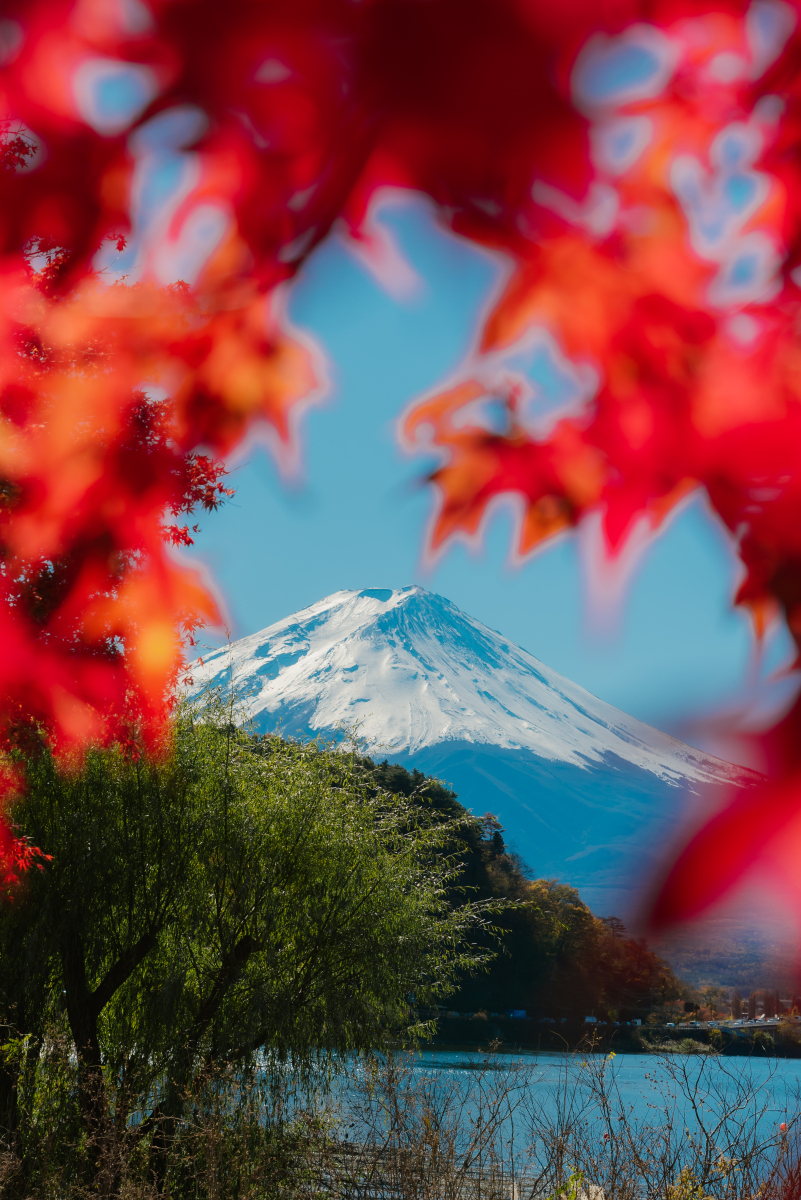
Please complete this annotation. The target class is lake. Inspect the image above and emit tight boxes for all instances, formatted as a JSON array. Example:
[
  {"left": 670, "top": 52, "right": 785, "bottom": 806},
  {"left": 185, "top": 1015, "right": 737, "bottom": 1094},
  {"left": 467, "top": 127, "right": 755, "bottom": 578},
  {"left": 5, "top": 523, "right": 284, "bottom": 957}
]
[
  {"left": 409, "top": 1049, "right": 801, "bottom": 1126},
  {"left": 341, "top": 1047, "right": 801, "bottom": 1161}
]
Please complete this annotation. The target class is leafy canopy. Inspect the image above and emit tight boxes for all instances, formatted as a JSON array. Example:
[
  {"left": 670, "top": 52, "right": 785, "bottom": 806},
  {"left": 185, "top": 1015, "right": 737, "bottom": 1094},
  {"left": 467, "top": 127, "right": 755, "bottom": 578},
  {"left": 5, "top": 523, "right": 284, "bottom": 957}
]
[{"left": 0, "top": 701, "right": 499, "bottom": 1192}]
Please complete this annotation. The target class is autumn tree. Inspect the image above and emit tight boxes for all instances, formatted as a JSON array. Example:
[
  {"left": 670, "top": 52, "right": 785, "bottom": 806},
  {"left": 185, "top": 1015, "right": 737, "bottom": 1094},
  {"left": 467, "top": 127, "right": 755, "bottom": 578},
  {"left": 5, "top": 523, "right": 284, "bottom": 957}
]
[{"left": 3, "top": 0, "right": 801, "bottom": 920}]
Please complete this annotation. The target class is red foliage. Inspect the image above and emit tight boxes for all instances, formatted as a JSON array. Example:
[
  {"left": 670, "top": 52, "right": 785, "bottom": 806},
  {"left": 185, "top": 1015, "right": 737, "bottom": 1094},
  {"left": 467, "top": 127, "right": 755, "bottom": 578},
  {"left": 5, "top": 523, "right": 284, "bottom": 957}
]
[
  {"left": 3, "top": 0, "right": 801, "bottom": 924},
  {"left": 0, "top": 760, "right": 50, "bottom": 898}
]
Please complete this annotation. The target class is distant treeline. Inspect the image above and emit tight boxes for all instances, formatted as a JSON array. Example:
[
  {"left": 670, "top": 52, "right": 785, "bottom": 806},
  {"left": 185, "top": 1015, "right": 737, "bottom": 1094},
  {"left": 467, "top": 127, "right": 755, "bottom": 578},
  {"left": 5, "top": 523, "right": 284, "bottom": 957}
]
[{"left": 351, "top": 754, "right": 682, "bottom": 1023}]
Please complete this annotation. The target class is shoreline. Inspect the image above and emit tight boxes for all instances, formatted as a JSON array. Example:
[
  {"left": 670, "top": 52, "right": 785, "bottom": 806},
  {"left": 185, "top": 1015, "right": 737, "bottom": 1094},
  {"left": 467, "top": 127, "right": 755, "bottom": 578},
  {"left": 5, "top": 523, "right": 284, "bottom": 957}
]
[{"left": 421, "top": 1016, "right": 801, "bottom": 1058}]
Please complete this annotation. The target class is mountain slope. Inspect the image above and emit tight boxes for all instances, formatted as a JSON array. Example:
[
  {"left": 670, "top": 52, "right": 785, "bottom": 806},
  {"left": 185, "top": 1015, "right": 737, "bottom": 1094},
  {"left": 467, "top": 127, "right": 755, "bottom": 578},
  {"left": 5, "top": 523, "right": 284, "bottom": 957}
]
[{"left": 188, "top": 586, "right": 758, "bottom": 915}]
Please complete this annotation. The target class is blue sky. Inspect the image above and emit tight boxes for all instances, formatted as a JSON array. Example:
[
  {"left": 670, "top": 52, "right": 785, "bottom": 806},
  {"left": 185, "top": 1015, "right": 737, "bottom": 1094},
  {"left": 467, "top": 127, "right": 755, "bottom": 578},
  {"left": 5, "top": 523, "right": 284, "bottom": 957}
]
[{"left": 182, "top": 195, "right": 797, "bottom": 763}]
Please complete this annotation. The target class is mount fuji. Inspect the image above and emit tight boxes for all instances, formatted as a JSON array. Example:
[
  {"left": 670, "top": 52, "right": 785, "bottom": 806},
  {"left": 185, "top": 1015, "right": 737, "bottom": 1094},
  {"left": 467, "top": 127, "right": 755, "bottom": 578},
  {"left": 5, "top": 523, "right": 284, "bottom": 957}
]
[{"left": 187, "top": 586, "right": 759, "bottom": 917}]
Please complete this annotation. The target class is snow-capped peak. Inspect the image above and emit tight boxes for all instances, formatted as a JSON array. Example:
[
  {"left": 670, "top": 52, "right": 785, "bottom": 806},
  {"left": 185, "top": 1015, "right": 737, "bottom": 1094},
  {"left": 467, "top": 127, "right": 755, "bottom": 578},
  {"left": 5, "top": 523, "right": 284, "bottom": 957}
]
[{"left": 186, "top": 586, "right": 750, "bottom": 787}]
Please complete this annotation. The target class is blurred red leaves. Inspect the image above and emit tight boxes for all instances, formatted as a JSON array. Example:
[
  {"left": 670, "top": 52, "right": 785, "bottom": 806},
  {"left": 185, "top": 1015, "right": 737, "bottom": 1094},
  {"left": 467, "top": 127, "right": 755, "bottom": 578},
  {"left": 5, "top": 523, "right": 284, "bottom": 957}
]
[{"left": 3, "top": 0, "right": 801, "bottom": 917}]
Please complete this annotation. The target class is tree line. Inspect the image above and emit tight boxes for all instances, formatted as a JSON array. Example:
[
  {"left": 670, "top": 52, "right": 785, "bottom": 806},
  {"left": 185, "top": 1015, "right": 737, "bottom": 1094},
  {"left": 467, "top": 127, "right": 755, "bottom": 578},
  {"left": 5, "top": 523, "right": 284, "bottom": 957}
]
[{"left": 361, "top": 758, "right": 681, "bottom": 1023}]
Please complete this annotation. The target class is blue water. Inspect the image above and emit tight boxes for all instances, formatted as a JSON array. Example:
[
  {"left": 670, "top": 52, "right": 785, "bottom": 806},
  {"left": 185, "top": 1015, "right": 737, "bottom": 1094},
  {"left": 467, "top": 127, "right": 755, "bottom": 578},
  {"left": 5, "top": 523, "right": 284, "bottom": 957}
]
[
  {"left": 340, "top": 1048, "right": 801, "bottom": 1159},
  {"left": 411, "top": 1049, "right": 801, "bottom": 1121},
  {"left": 419, "top": 1048, "right": 798, "bottom": 1095}
]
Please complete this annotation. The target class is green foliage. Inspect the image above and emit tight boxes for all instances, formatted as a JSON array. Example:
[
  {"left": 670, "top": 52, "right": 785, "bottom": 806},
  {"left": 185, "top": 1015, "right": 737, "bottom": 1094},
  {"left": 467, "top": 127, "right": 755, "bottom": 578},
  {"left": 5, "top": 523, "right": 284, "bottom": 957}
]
[
  {"left": 0, "top": 701, "right": 498, "bottom": 1194},
  {"left": 0, "top": 714, "right": 684, "bottom": 1194},
  {"left": 667, "top": 1165, "right": 715, "bottom": 1200},
  {"left": 544, "top": 1168, "right": 585, "bottom": 1200},
  {"left": 352, "top": 755, "right": 681, "bottom": 1022},
  {"left": 676, "top": 1038, "right": 706, "bottom": 1055}
]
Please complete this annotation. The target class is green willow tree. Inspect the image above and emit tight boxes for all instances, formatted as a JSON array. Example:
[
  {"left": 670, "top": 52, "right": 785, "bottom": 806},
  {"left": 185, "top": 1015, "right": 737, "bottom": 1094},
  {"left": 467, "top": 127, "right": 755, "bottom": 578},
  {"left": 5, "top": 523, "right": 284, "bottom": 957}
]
[{"left": 0, "top": 703, "right": 499, "bottom": 1196}]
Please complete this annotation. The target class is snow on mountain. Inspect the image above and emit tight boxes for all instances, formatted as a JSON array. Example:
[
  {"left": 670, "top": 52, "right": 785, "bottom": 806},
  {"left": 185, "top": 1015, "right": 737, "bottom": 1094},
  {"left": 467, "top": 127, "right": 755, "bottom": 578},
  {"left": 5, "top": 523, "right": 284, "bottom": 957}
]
[
  {"left": 187, "top": 586, "right": 762, "bottom": 916},
  {"left": 187, "top": 585, "right": 749, "bottom": 791}
]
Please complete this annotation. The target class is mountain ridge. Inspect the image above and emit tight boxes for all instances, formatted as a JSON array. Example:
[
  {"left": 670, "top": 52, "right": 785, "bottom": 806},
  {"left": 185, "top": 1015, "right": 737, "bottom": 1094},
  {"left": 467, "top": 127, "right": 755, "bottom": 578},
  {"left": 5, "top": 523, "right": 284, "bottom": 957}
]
[
  {"left": 189, "top": 585, "right": 756, "bottom": 786},
  {"left": 187, "top": 586, "right": 759, "bottom": 916}
]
